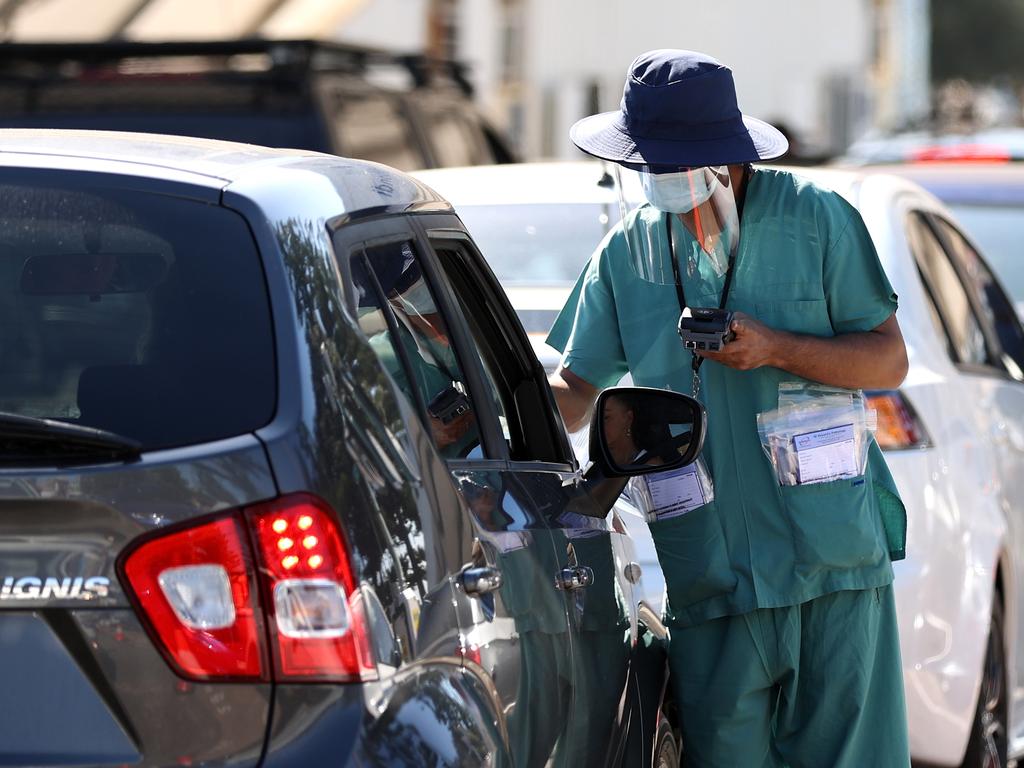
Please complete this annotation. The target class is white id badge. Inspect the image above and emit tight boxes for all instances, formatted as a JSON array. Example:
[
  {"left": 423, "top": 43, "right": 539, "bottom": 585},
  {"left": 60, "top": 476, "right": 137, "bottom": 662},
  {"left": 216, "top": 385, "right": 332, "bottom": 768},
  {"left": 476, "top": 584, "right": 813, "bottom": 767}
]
[
  {"left": 641, "top": 460, "right": 713, "bottom": 522},
  {"left": 793, "top": 423, "right": 858, "bottom": 485}
]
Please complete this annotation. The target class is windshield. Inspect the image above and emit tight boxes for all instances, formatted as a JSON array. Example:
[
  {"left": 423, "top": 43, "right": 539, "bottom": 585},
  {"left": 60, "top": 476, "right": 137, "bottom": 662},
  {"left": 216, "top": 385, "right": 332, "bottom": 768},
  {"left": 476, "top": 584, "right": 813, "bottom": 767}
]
[
  {"left": 455, "top": 203, "right": 619, "bottom": 284},
  {"left": 0, "top": 178, "right": 276, "bottom": 451},
  {"left": 949, "top": 204, "right": 1024, "bottom": 303}
]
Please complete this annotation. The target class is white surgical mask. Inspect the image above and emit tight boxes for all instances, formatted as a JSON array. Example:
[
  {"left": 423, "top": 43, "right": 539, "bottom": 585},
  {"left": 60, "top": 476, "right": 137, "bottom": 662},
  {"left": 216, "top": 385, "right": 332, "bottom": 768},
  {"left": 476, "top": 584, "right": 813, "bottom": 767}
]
[{"left": 640, "top": 168, "right": 718, "bottom": 213}]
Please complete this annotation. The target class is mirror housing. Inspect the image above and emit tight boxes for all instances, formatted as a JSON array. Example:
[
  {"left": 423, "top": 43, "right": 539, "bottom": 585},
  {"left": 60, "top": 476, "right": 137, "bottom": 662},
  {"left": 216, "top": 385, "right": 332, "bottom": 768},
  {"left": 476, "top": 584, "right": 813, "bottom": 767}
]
[{"left": 588, "top": 386, "right": 706, "bottom": 478}]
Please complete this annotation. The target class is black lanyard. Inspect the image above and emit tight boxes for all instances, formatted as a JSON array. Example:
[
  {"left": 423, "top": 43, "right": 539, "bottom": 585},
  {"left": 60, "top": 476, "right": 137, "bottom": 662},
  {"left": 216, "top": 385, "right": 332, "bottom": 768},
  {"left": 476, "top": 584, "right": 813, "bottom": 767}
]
[
  {"left": 666, "top": 165, "right": 751, "bottom": 377},
  {"left": 666, "top": 213, "right": 739, "bottom": 316}
]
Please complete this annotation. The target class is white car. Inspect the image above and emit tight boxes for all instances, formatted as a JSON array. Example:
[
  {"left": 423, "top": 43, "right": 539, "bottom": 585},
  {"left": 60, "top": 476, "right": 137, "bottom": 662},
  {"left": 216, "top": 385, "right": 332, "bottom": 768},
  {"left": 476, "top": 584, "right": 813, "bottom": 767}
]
[{"left": 415, "top": 161, "right": 1024, "bottom": 767}]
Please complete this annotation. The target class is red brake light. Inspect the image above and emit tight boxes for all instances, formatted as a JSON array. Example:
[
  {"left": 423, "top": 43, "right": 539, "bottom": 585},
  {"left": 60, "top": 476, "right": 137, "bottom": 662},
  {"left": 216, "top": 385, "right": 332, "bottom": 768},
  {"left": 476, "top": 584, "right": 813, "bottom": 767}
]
[
  {"left": 247, "top": 494, "right": 376, "bottom": 682},
  {"left": 866, "top": 390, "right": 931, "bottom": 450},
  {"left": 121, "top": 493, "right": 375, "bottom": 683},
  {"left": 910, "top": 145, "right": 1011, "bottom": 163},
  {"left": 122, "top": 516, "right": 265, "bottom": 680}
]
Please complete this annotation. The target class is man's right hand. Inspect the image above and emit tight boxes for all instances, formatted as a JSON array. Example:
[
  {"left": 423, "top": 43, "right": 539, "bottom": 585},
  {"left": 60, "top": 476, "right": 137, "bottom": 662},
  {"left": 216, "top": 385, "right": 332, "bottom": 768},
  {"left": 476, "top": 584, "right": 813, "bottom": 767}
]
[{"left": 548, "top": 367, "right": 599, "bottom": 433}]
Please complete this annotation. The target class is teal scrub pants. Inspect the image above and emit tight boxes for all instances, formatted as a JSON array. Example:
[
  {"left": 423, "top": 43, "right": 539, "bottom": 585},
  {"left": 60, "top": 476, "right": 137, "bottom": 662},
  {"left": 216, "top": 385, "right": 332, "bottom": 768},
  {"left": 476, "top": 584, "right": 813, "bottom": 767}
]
[{"left": 669, "top": 585, "right": 910, "bottom": 768}]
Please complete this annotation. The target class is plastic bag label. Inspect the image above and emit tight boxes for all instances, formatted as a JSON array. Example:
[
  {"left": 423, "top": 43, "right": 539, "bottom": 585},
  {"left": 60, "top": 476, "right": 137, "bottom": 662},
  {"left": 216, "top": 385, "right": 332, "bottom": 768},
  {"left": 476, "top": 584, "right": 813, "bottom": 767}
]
[
  {"left": 794, "top": 423, "right": 858, "bottom": 484},
  {"left": 644, "top": 463, "right": 707, "bottom": 521},
  {"left": 757, "top": 382, "right": 870, "bottom": 487}
]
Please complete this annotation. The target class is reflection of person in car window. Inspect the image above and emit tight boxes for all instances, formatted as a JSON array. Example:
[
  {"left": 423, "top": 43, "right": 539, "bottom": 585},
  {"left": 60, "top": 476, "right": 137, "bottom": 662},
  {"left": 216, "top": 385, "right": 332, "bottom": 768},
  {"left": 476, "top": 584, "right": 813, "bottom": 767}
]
[
  {"left": 457, "top": 473, "right": 576, "bottom": 766},
  {"left": 601, "top": 392, "right": 640, "bottom": 466},
  {"left": 354, "top": 244, "right": 480, "bottom": 458},
  {"left": 603, "top": 391, "right": 690, "bottom": 469}
]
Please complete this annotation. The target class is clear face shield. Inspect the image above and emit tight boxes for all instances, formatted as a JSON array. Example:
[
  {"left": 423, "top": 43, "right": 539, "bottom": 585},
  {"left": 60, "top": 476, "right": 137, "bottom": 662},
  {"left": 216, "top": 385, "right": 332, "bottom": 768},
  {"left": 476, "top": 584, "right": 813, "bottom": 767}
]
[{"left": 610, "top": 163, "right": 740, "bottom": 286}]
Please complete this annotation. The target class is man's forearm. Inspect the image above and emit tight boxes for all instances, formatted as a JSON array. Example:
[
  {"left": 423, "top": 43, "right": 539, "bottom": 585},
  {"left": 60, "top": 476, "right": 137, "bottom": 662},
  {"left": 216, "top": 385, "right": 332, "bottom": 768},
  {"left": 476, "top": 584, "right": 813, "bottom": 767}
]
[
  {"left": 700, "top": 312, "right": 908, "bottom": 389},
  {"left": 769, "top": 325, "right": 908, "bottom": 390},
  {"left": 549, "top": 368, "right": 599, "bottom": 432}
]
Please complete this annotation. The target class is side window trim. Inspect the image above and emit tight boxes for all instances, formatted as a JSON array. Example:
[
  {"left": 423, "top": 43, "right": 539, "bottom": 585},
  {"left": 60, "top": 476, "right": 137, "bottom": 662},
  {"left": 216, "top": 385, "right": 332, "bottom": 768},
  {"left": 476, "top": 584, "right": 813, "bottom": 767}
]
[
  {"left": 331, "top": 216, "right": 506, "bottom": 462},
  {"left": 354, "top": 246, "right": 433, "bottom": 422},
  {"left": 905, "top": 209, "right": 1003, "bottom": 375},
  {"left": 904, "top": 211, "right": 961, "bottom": 362},
  {"left": 331, "top": 216, "right": 414, "bottom": 315},
  {"left": 418, "top": 220, "right": 575, "bottom": 467},
  {"left": 400, "top": 220, "right": 510, "bottom": 461},
  {"left": 926, "top": 212, "right": 1024, "bottom": 381}
]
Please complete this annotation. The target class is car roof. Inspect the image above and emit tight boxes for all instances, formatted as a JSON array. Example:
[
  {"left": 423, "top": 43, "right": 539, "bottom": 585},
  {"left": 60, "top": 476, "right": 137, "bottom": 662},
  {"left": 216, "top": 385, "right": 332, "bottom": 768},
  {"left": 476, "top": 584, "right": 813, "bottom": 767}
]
[
  {"left": 0, "top": 129, "right": 449, "bottom": 213},
  {"left": 854, "top": 162, "right": 1024, "bottom": 205}
]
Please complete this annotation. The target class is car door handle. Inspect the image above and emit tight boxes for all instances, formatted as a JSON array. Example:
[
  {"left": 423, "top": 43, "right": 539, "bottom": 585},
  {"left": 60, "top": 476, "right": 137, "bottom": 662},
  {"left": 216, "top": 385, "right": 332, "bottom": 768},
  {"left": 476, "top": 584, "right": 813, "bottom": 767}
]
[
  {"left": 459, "top": 565, "right": 503, "bottom": 597},
  {"left": 555, "top": 566, "right": 594, "bottom": 591}
]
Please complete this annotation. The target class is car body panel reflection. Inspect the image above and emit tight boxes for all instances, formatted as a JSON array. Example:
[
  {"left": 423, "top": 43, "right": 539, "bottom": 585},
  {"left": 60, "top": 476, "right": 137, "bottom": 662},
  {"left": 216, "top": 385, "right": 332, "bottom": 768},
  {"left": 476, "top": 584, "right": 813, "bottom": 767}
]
[{"left": 453, "top": 468, "right": 578, "bottom": 767}]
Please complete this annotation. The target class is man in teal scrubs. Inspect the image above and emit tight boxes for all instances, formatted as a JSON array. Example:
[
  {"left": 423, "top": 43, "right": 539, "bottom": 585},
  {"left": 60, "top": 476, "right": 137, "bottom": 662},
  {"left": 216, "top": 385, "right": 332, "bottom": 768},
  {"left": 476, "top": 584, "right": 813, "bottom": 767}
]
[{"left": 548, "top": 49, "right": 911, "bottom": 767}]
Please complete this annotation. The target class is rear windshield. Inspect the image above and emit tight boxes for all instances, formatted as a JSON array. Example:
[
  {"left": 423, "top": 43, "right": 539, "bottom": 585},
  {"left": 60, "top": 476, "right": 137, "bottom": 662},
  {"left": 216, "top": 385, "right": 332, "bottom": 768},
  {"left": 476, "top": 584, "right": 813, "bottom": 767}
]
[{"left": 0, "top": 179, "right": 276, "bottom": 450}]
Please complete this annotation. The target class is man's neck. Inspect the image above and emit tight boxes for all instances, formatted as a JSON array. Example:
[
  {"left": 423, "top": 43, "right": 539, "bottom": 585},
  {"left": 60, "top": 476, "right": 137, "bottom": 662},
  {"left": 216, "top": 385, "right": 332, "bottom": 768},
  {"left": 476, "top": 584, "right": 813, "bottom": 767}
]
[{"left": 729, "top": 163, "right": 751, "bottom": 210}]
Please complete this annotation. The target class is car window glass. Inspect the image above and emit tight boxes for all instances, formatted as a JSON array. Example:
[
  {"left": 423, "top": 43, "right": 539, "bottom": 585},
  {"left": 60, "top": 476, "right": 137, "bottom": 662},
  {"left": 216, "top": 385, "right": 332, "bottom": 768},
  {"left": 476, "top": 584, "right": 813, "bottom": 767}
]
[
  {"left": 453, "top": 203, "right": 616, "bottom": 286},
  {"left": 434, "top": 252, "right": 514, "bottom": 452},
  {"left": 0, "top": 180, "right": 275, "bottom": 451},
  {"left": 933, "top": 217, "right": 1024, "bottom": 378},
  {"left": 906, "top": 212, "right": 988, "bottom": 366},
  {"left": 433, "top": 242, "right": 567, "bottom": 464},
  {"left": 351, "top": 240, "right": 483, "bottom": 459},
  {"left": 948, "top": 204, "right": 1024, "bottom": 306},
  {"left": 332, "top": 93, "right": 424, "bottom": 171}
]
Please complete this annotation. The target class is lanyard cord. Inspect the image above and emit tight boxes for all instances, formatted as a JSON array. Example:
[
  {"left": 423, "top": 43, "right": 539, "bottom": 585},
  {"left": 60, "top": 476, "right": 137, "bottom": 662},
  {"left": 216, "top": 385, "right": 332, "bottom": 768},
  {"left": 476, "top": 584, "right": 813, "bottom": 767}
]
[{"left": 667, "top": 165, "right": 752, "bottom": 381}]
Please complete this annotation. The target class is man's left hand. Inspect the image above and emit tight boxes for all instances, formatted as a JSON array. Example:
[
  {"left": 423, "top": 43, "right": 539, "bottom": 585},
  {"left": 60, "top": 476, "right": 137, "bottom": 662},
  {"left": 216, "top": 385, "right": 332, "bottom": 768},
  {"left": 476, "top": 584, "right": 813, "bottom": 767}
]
[{"left": 697, "top": 311, "right": 779, "bottom": 371}]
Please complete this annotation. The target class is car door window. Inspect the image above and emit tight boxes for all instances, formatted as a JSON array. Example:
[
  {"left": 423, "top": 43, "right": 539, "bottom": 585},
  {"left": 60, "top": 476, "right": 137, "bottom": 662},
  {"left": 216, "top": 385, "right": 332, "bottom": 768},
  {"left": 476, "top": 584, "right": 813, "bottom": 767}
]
[
  {"left": 350, "top": 238, "right": 484, "bottom": 459},
  {"left": 906, "top": 212, "right": 989, "bottom": 367},
  {"left": 932, "top": 216, "right": 1024, "bottom": 379},
  {"left": 429, "top": 236, "right": 571, "bottom": 465}
]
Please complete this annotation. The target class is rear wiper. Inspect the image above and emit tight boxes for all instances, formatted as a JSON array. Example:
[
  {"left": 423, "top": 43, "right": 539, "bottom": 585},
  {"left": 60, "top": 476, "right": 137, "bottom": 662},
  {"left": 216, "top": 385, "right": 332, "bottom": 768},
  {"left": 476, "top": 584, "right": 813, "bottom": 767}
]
[{"left": 0, "top": 411, "right": 141, "bottom": 465}]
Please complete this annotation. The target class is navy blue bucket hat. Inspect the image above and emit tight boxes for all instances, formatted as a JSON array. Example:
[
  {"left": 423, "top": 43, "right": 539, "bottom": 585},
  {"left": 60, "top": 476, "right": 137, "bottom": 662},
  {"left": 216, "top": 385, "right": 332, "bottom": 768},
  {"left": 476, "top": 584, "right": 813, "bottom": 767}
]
[{"left": 570, "top": 49, "right": 789, "bottom": 168}]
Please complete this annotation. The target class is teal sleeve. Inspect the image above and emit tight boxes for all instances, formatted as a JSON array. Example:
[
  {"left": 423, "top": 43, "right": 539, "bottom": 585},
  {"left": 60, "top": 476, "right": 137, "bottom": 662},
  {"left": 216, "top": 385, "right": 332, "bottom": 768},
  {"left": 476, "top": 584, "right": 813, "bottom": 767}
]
[
  {"left": 823, "top": 201, "right": 899, "bottom": 334},
  {"left": 545, "top": 234, "right": 629, "bottom": 389},
  {"left": 546, "top": 266, "right": 586, "bottom": 354}
]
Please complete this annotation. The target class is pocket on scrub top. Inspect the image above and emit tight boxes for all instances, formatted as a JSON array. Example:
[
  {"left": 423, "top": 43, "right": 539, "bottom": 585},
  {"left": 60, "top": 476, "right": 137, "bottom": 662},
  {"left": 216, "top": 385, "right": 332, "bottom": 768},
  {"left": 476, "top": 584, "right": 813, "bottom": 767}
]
[
  {"left": 755, "top": 298, "right": 832, "bottom": 336},
  {"left": 779, "top": 478, "right": 885, "bottom": 569},
  {"left": 648, "top": 501, "right": 736, "bottom": 611}
]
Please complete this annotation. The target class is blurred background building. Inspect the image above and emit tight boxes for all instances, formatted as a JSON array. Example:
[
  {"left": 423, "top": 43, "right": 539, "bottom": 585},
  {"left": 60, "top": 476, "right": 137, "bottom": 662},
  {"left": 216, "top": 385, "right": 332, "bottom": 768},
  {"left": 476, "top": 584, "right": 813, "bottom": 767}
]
[
  {"left": 3, "top": 0, "right": 1024, "bottom": 162},
  {"left": 336, "top": 0, "right": 934, "bottom": 162}
]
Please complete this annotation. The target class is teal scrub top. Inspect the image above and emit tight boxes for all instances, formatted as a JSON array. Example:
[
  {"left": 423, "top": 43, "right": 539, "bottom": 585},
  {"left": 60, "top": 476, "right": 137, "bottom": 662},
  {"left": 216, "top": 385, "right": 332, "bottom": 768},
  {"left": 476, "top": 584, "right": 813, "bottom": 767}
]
[{"left": 547, "top": 168, "right": 907, "bottom": 628}]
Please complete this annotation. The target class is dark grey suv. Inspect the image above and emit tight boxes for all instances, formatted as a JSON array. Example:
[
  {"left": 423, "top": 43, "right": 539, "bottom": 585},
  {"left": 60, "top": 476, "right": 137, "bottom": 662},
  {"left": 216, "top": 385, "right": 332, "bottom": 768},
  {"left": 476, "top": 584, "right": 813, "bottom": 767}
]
[{"left": 0, "top": 130, "right": 699, "bottom": 767}]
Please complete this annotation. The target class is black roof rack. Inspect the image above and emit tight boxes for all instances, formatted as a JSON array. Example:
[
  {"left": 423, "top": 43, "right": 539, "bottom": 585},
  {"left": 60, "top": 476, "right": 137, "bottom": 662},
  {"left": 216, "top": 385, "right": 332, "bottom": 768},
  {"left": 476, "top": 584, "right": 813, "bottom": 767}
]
[{"left": 0, "top": 38, "right": 474, "bottom": 96}]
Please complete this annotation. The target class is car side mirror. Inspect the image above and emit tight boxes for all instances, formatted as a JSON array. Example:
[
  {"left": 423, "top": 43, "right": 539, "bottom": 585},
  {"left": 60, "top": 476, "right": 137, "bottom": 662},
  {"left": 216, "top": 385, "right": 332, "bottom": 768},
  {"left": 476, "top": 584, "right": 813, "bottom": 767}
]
[{"left": 589, "top": 386, "right": 706, "bottom": 478}]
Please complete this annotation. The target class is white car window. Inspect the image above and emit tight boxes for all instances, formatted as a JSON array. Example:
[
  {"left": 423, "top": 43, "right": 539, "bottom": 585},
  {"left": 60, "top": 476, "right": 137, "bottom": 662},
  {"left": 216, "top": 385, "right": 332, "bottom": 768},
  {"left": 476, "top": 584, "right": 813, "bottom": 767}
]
[
  {"left": 932, "top": 217, "right": 1024, "bottom": 379},
  {"left": 906, "top": 212, "right": 989, "bottom": 367}
]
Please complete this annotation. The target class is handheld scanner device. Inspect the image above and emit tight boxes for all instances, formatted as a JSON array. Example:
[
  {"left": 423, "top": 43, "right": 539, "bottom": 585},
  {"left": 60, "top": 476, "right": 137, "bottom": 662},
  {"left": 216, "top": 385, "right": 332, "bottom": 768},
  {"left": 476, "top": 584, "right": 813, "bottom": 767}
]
[{"left": 677, "top": 307, "right": 735, "bottom": 352}]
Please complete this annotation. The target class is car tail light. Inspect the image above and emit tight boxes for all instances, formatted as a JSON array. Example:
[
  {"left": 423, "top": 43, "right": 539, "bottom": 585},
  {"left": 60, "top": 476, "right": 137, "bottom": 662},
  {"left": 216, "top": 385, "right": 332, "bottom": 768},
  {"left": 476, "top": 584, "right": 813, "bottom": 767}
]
[
  {"left": 247, "top": 494, "right": 376, "bottom": 682},
  {"left": 123, "top": 517, "right": 265, "bottom": 680},
  {"left": 910, "top": 145, "right": 1011, "bottom": 163},
  {"left": 866, "top": 390, "right": 931, "bottom": 450},
  {"left": 122, "top": 493, "right": 375, "bottom": 683}
]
